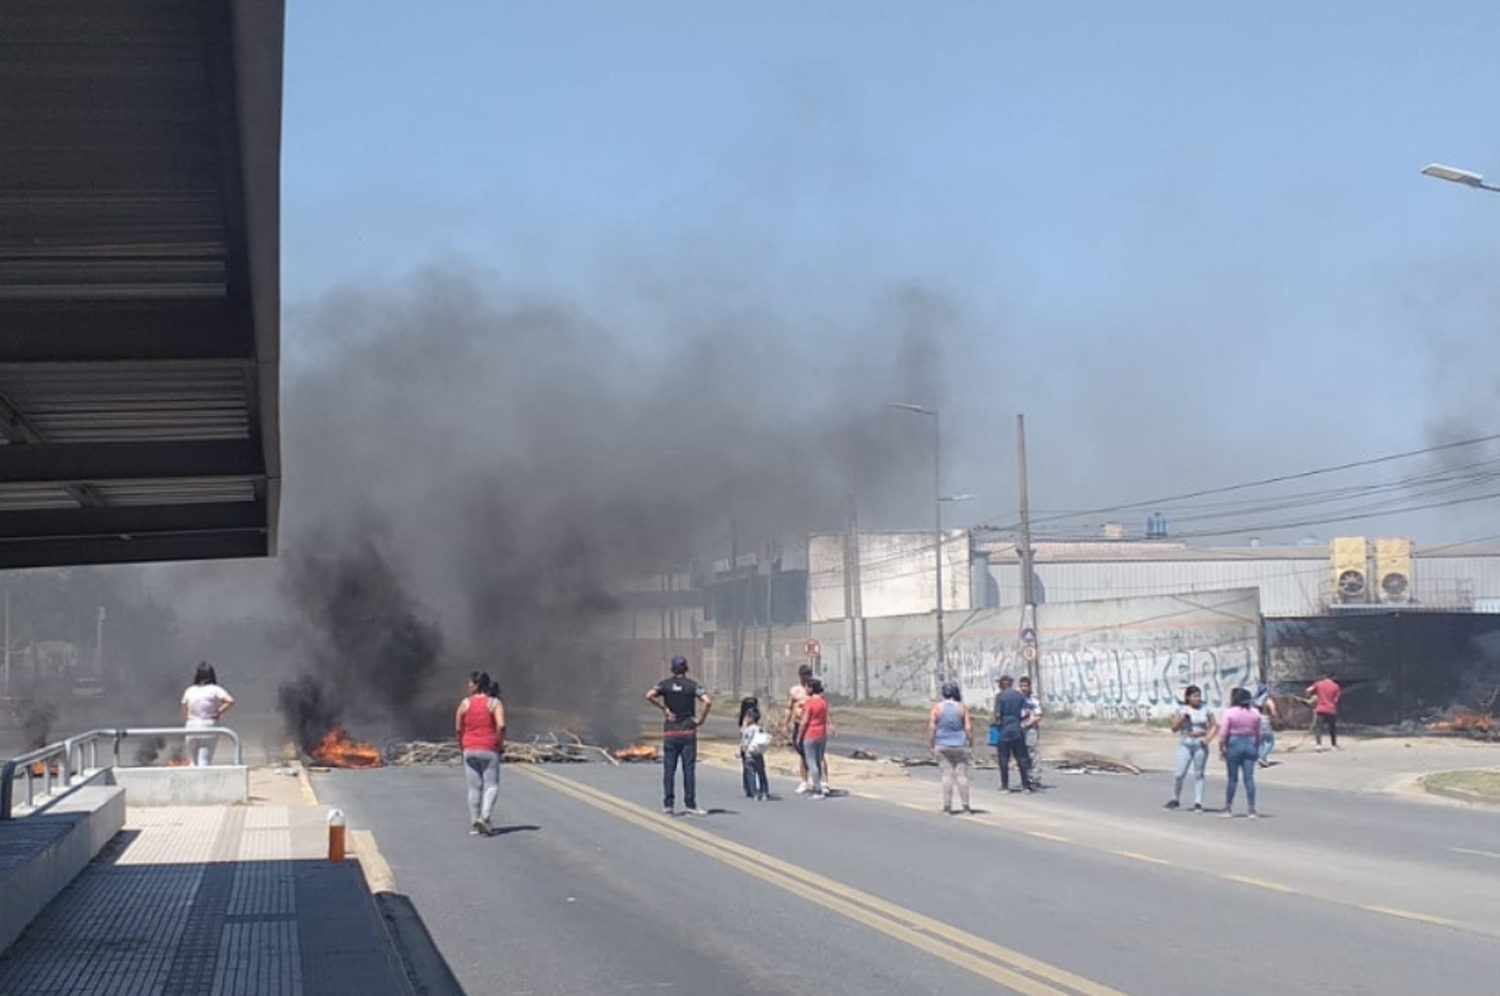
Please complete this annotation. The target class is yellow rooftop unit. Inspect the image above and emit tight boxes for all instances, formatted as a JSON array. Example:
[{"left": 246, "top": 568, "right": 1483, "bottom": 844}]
[
  {"left": 1331, "top": 537, "right": 1369, "bottom": 602},
  {"left": 1375, "top": 537, "right": 1412, "bottom": 603}
]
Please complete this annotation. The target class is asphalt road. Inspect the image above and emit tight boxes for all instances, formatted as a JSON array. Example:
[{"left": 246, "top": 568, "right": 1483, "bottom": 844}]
[{"left": 315, "top": 750, "right": 1500, "bottom": 996}]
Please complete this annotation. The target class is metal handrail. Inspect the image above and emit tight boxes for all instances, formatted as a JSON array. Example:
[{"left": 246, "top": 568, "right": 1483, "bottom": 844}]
[
  {"left": 2, "top": 725, "right": 243, "bottom": 821},
  {"left": 0, "top": 740, "right": 72, "bottom": 821},
  {"left": 107, "top": 726, "right": 243, "bottom": 768}
]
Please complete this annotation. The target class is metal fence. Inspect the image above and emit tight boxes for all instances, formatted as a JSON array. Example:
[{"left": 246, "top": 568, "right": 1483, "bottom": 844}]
[{"left": 1, "top": 726, "right": 242, "bottom": 821}]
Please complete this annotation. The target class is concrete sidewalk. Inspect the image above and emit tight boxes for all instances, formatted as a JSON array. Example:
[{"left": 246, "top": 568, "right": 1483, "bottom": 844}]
[{"left": 0, "top": 769, "right": 416, "bottom": 996}]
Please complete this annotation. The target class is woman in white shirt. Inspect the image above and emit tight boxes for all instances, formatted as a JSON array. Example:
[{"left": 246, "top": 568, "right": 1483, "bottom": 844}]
[{"left": 181, "top": 662, "right": 235, "bottom": 766}]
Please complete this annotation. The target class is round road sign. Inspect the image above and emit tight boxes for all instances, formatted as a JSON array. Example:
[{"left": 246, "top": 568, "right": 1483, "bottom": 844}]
[
  {"left": 1021, "top": 644, "right": 1038, "bottom": 663},
  {"left": 803, "top": 639, "right": 821, "bottom": 658}
]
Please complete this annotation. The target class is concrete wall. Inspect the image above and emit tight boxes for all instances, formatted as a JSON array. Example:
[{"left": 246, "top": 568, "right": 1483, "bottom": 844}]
[
  {"left": 0, "top": 784, "right": 125, "bottom": 954},
  {"left": 807, "top": 588, "right": 1263, "bottom": 719},
  {"left": 984, "top": 541, "right": 1500, "bottom": 618},
  {"left": 809, "top": 530, "right": 973, "bottom": 623},
  {"left": 111, "top": 766, "right": 249, "bottom": 806}
]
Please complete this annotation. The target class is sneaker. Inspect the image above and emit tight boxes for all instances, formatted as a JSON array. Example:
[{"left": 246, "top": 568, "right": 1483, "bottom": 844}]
[
  {"left": 1248, "top": 812, "right": 1259, "bottom": 820},
  {"left": 684, "top": 807, "right": 709, "bottom": 817},
  {"left": 810, "top": 792, "right": 825, "bottom": 800},
  {"left": 1164, "top": 799, "right": 1181, "bottom": 810},
  {"left": 961, "top": 806, "right": 973, "bottom": 815},
  {"left": 469, "top": 823, "right": 482, "bottom": 836},
  {"left": 476, "top": 818, "right": 492, "bottom": 836},
  {"left": 662, "top": 807, "right": 674, "bottom": 815},
  {"left": 1191, "top": 803, "right": 1204, "bottom": 813},
  {"left": 1219, "top": 810, "right": 1235, "bottom": 818},
  {"left": 795, "top": 781, "right": 809, "bottom": 794}
]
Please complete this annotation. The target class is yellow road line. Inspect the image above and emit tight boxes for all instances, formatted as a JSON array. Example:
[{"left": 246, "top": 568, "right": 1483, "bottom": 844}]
[
  {"left": 1362, "top": 905, "right": 1457, "bottom": 927},
  {"left": 524, "top": 768, "right": 1133, "bottom": 996},
  {"left": 849, "top": 791, "right": 883, "bottom": 800},
  {"left": 1113, "top": 851, "right": 1170, "bottom": 866},
  {"left": 1028, "top": 831, "right": 1071, "bottom": 843},
  {"left": 1222, "top": 874, "right": 1295, "bottom": 894}
]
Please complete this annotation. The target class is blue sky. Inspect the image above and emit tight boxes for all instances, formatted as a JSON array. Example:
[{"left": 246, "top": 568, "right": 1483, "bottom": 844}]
[{"left": 279, "top": 1, "right": 1500, "bottom": 544}]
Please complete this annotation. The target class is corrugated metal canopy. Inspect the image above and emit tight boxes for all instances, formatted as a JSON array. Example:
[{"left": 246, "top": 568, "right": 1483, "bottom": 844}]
[{"left": 0, "top": 0, "right": 282, "bottom": 568}]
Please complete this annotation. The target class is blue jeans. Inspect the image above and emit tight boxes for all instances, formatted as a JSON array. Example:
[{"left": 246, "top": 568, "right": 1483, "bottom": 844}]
[
  {"left": 1258, "top": 726, "right": 1275, "bottom": 762},
  {"left": 741, "top": 753, "right": 768, "bottom": 797},
  {"left": 1173, "top": 739, "right": 1209, "bottom": 805},
  {"left": 1224, "top": 736, "right": 1258, "bottom": 813},
  {"left": 662, "top": 736, "right": 697, "bottom": 810}
]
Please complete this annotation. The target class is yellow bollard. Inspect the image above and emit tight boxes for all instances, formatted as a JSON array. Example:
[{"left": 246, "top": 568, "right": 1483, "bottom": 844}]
[{"left": 327, "top": 808, "right": 346, "bottom": 863}]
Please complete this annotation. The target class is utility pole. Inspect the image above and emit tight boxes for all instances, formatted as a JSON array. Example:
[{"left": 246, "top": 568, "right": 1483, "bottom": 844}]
[
  {"left": 3, "top": 580, "right": 10, "bottom": 697},
  {"left": 729, "top": 520, "right": 741, "bottom": 697},
  {"left": 932, "top": 410, "right": 946, "bottom": 686},
  {"left": 849, "top": 500, "right": 867, "bottom": 702},
  {"left": 1016, "top": 414, "right": 1038, "bottom": 693},
  {"left": 94, "top": 605, "right": 106, "bottom": 679},
  {"left": 843, "top": 496, "right": 864, "bottom": 701},
  {"left": 763, "top": 540, "right": 775, "bottom": 699}
]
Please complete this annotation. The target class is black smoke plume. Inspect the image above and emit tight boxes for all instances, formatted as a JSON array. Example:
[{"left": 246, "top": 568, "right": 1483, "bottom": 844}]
[
  {"left": 276, "top": 521, "right": 447, "bottom": 748},
  {"left": 264, "top": 269, "right": 950, "bottom": 740}
]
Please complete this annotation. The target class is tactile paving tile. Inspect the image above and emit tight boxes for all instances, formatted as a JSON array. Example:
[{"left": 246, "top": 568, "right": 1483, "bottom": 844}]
[
  {"left": 213, "top": 919, "right": 301, "bottom": 996},
  {"left": 0, "top": 805, "right": 309, "bottom": 996}
]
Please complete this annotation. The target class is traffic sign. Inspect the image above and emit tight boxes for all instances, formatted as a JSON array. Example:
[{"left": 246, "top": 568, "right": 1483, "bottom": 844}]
[
  {"left": 1020, "top": 627, "right": 1037, "bottom": 645},
  {"left": 1021, "top": 644, "right": 1038, "bottom": 663},
  {"left": 803, "top": 639, "right": 821, "bottom": 658}
]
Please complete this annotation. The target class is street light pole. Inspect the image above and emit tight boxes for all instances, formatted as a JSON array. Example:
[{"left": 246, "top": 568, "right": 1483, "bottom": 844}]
[
  {"left": 1421, "top": 162, "right": 1500, "bottom": 193},
  {"left": 890, "top": 402, "right": 965, "bottom": 686}
]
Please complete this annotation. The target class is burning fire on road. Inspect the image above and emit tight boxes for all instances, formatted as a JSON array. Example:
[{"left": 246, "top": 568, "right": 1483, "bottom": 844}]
[
  {"left": 308, "top": 726, "right": 384, "bottom": 768},
  {"left": 1426, "top": 709, "right": 1496, "bottom": 736},
  {"left": 613, "top": 743, "right": 659, "bottom": 762}
]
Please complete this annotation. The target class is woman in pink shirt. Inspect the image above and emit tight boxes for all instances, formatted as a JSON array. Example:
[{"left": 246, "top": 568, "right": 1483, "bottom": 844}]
[{"left": 1218, "top": 687, "right": 1264, "bottom": 818}]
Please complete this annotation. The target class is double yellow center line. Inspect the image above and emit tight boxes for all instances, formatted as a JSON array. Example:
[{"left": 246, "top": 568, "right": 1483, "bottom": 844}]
[{"left": 523, "top": 767, "right": 1134, "bottom": 996}]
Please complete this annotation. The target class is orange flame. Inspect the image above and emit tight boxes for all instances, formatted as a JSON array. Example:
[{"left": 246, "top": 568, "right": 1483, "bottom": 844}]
[
  {"left": 309, "top": 726, "right": 383, "bottom": 768},
  {"left": 613, "top": 743, "right": 659, "bottom": 761},
  {"left": 1427, "top": 710, "right": 1495, "bottom": 734}
]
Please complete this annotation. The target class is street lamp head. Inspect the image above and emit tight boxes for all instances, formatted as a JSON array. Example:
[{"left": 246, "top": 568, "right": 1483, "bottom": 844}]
[
  {"left": 1422, "top": 162, "right": 1487, "bottom": 187},
  {"left": 888, "top": 401, "right": 937, "bottom": 416}
]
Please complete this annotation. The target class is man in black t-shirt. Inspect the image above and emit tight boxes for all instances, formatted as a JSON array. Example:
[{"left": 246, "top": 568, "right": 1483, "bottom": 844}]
[{"left": 646, "top": 655, "right": 713, "bottom": 815}]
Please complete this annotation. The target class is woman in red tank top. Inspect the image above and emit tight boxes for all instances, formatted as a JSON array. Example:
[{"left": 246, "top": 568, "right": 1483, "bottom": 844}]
[{"left": 454, "top": 672, "right": 506, "bottom": 835}]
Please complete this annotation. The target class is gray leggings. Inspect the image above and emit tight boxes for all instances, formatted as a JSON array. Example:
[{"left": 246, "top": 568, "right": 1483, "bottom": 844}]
[
  {"left": 802, "top": 738, "right": 828, "bottom": 793},
  {"left": 936, "top": 747, "right": 970, "bottom": 811},
  {"left": 464, "top": 750, "right": 500, "bottom": 822}
]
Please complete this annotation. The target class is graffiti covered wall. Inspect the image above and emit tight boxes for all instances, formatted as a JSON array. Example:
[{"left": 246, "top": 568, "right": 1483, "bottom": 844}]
[{"left": 809, "top": 588, "right": 1263, "bottom": 719}]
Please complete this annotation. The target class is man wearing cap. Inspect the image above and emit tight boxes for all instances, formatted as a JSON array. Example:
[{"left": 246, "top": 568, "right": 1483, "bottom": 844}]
[{"left": 647, "top": 655, "right": 713, "bottom": 816}]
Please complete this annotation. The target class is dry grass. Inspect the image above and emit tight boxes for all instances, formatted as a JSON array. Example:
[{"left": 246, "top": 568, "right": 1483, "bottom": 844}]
[{"left": 1422, "top": 769, "right": 1500, "bottom": 798}]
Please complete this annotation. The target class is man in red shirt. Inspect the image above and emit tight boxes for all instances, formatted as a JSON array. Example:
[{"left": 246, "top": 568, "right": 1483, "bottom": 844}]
[{"left": 1306, "top": 674, "right": 1341, "bottom": 751}]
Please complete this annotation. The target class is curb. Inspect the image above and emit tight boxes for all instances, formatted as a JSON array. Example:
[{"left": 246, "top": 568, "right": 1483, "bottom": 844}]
[{"left": 1422, "top": 782, "right": 1500, "bottom": 806}]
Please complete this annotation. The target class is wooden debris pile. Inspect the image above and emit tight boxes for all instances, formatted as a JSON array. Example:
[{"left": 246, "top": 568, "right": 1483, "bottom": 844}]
[
  {"left": 382, "top": 732, "right": 625, "bottom": 767},
  {"left": 1052, "top": 749, "right": 1142, "bottom": 775}
]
